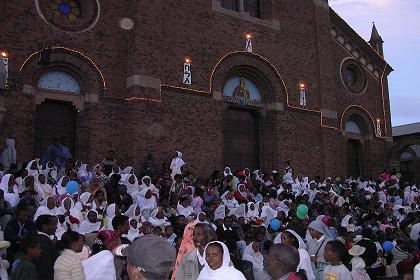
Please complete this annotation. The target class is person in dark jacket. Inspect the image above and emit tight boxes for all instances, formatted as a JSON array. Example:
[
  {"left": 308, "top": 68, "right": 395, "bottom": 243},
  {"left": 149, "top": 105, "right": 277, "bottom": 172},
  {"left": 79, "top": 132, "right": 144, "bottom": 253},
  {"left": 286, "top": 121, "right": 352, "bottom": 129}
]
[
  {"left": 4, "top": 206, "right": 37, "bottom": 262},
  {"left": 11, "top": 235, "right": 42, "bottom": 280},
  {"left": 32, "top": 214, "right": 59, "bottom": 280},
  {"left": 104, "top": 174, "right": 122, "bottom": 206}
]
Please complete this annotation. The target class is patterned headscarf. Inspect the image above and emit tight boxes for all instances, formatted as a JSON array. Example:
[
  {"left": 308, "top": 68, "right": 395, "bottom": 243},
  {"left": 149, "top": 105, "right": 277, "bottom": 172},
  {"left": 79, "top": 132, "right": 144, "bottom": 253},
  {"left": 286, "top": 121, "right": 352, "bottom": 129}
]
[{"left": 97, "top": 230, "right": 119, "bottom": 247}]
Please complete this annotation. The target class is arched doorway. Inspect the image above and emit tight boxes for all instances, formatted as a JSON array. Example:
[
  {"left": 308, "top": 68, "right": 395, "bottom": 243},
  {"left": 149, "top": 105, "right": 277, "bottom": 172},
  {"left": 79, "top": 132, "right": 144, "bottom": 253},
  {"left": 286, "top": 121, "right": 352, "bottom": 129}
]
[
  {"left": 399, "top": 144, "right": 420, "bottom": 183},
  {"left": 344, "top": 119, "right": 366, "bottom": 177},
  {"left": 34, "top": 100, "right": 77, "bottom": 158}
]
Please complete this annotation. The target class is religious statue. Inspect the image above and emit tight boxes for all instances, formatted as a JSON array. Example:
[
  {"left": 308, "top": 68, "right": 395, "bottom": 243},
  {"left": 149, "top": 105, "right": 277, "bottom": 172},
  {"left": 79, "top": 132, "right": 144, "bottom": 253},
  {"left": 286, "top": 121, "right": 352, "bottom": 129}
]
[{"left": 233, "top": 77, "right": 251, "bottom": 99}]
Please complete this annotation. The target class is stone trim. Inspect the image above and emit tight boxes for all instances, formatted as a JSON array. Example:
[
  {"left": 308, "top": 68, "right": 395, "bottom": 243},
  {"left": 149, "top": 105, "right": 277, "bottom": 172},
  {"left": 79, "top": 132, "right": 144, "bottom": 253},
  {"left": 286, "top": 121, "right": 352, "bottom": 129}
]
[
  {"left": 266, "top": 102, "right": 284, "bottom": 111},
  {"left": 212, "top": 0, "right": 280, "bottom": 30},
  {"left": 321, "top": 109, "right": 337, "bottom": 120},
  {"left": 127, "top": 75, "right": 161, "bottom": 89}
]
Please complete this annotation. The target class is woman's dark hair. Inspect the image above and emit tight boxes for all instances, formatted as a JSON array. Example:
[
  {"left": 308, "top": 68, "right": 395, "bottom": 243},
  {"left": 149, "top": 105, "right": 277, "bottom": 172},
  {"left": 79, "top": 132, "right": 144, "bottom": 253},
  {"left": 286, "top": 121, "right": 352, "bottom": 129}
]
[
  {"left": 57, "top": 230, "right": 82, "bottom": 251},
  {"left": 20, "top": 235, "right": 40, "bottom": 254},
  {"left": 283, "top": 231, "right": 300, "bottom": 249},
  {"left": 207, "top": 242, "right": 224, "bottom": 254},
  {"left": 326, "top": 240, "right": 347, "bottom": 259}
]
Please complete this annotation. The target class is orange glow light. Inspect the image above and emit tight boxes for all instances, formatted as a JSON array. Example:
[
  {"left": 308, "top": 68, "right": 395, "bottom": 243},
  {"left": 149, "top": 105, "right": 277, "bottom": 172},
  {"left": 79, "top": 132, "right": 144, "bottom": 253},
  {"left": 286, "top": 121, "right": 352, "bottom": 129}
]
[
  {"left": 377, "top": 118, "right": 380, "bottom": 122},
  {"left": 185, "top": 58, "right": 191, "bottom": 64},
  {"left": 246, "top": 33, "right": 252, "bottom": 40},
  {"left": 0, "top": 51, "right": 7, "bottom": 58},
  {"left": 299, "top": 83, "right": 305, "bottom": 89}
]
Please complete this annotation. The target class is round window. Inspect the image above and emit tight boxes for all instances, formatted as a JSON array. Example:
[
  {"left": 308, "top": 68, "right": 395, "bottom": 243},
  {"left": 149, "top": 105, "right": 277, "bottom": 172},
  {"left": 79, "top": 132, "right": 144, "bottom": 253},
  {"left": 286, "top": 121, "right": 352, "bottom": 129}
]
[
  {"left": 36, "top": 0, "right": 100, "bottom": 33},
  {"left": 340, "top": 59, "right": 367, "bottom": 95}
]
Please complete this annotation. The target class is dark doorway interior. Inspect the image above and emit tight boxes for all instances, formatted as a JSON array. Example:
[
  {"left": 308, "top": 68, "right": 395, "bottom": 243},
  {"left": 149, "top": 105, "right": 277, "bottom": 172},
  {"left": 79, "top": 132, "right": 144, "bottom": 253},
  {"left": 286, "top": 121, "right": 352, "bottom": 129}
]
[
  {"left": 34, "top": 100, "right": 77, "bottom": 158},
  {"left": 346, "top": 139, "right": 364, "bottom": 178}
]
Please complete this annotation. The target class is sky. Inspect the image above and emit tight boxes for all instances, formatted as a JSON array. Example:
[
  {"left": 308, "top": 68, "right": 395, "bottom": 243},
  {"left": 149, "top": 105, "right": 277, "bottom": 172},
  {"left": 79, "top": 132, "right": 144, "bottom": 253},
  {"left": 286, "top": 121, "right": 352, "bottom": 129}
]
[{"left": 329, "top": 0, "right": 420, "bottom": 126}]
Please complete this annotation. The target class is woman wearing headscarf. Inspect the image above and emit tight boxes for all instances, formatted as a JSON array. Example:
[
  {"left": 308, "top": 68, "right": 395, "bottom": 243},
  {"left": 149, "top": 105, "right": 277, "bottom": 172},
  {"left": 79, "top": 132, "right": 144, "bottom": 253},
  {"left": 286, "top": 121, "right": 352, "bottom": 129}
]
[
  {"left": 149, "top": 207, "right": 171, "bottom": 228},
  {"left": 246, "top": 202, "right": 260, "bottom": 221},
  {"left": 1, "top": 139, "right": 16, "bottom": 171},
  {"left": 78, "top": 192, "right": 93, "bottom": 210},
  {"left": 77, "top": 164, "right": 94, "bottom": 183},
  {"left": 242, "top": 242, "right": 270, "bottom": 280},
  {"left": 78, "top": 209, "right": 101, "bottom": 235},
  {"left": 341, "top": 214, "right": 357, "bottom": 233},
  {"left": 136, "top": 188, "right": 157, "bottom": 219},
  {"left": 54, "top": 176, "right": 69, "bottom": 196},
  {"left": 91, "top": 189, "right": 107, "bottom": 215},
  {"left": 234, "top": 184, "right": 251, "bottom": 204},
  {"left": 0, "top": 174, "right": 19, "bottom": 207},
  {"left": 124, "top": 204, "right": 141, "bottom": 221},
  {"left": 124, "top": 174, "right": 139, "bottom": 195},
  {"left": 34, "top": 173, "right": 53, "bottom": 203},
  {"left": 25, "top": 160, "right": 39, "bottom": 177},
  {"left": 177, "top": 197, "right": 195, "bottom": 218},
  {"left": 307, "top": 220, "right": 333, "bottom": 280},
  {"left": 198, "top": 241, "right": 246, "bottom": 280},
  {"left": 170, "top": 151, "right": 185, "bottom": 179},
  {"left": 274, "top": 229, "right": 315, "bottom": 280},
  {"left": 121, "top": 166, "right": 134, "bottom": 175},
  {"left": 34, "top": 196, "right": 59, "bottom": 220},
  {"left": 108, "top": 165, "right": 122, "bottom": 178},
  {"left": 104, "top": 203, "right": 118, "bottom": 230},
  {"left": 124, "top": 218, "right": 140, "bottom": 242}
]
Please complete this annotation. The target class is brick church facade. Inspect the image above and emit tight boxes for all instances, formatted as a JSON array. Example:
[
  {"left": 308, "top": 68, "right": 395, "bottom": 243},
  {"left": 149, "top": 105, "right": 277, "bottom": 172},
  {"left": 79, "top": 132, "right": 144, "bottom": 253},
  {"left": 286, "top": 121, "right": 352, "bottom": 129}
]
[{"left": 0, "top": 0, "right": 393, "bottom": 178}]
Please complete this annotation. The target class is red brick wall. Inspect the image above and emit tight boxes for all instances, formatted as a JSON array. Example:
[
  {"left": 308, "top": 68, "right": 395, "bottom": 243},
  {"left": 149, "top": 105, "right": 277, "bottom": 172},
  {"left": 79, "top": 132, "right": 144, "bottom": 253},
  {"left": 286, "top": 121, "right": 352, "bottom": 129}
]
[{"left": 0, "top": 0, "right": 392, "bottom": 178}]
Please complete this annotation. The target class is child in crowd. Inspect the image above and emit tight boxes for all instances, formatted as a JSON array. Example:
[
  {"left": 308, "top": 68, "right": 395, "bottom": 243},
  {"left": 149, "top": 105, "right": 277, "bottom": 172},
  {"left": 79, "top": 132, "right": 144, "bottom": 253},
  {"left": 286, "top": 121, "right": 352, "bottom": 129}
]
[{"left": 323, "top": 240, "right": 353, "bottom": 280}]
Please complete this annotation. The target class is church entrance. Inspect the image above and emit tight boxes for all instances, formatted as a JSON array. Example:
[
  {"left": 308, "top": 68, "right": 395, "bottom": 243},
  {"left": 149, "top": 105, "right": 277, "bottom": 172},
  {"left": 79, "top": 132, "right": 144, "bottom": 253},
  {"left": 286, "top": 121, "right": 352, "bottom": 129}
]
[
  {"left": 346, "top": 139, "right": 364, "bottom": 177},
  {"left": 223, "top": 108, "right": 260, "bottom": 171},
  {"left": 34, "top": 100, "right": 77, "bottom": 158}
]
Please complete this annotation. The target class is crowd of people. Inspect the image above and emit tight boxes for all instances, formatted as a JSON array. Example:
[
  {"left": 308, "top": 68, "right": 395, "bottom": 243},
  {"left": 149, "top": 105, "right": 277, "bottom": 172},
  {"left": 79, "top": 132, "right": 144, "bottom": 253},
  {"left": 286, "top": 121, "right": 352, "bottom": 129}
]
[{"left": 0, "top": 147, "right": 419, "bottom": 280}]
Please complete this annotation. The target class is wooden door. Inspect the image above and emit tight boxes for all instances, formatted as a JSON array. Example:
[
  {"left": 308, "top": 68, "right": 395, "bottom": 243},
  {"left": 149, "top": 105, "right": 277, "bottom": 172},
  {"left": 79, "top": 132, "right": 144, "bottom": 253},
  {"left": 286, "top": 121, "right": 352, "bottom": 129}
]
[
  {"left": 346, "top": 139, "right": 364, "bottom": 177},
  {"left": 34, "top": 100, "right": 76, "bottom": 158},
  {"left": 224, "top": 108, "right": 260, "bottom": 171}
]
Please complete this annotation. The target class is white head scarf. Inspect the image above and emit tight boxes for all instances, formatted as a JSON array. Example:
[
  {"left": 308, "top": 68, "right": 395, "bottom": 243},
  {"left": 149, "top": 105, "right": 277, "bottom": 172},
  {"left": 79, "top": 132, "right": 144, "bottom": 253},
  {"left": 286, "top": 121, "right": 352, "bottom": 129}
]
[
  {"left": 177, "top": 201, "right": 194, "bottom": 217},
  {"left": 78, "top": 209, "right": 101, "bottom": 235},
  {"left": 25, "top": 160, "right": 39, "bottom": 177},
  {"left": 1, "top": 174, "right": 19, "bottom": 207},
  {"left": 170, "top": 151, "right": 185, "bottom": 178},
  {"left": 122, "top": 166, "right": 134, "bottom": 175},
  {"left": 198, "top": 241, "right": 246, "bottom": 280},
  {"left": 308, "top": 220, "right": 333, "bottom": 239},
  {"left": 136, "top": 188, "right": 157, "bottom": 212},
  {"left": 124, "top": 174, "right": 139, "bottom": 194},
  {"left": 1, "top": 139, "right": 16, "bottom": 170},
  {"left": 54, "top": 176, "right": 68, "bottom": 196},
  {"left": 341, "top": 215, "right": 356, "bottom": 232},
  {"left": 273, "top": 229, "right": 306, "bottom": 249},
  {"left": 242, "top": 242, "right": 264, "bottom": 271},
  {"left": 246, "top": 202, "right": 259, "bottom": 218},
  {"left": 224, "top": 167, "right": 233, "bottom": 177},
  {"left": 35, "top": 173, "right": 53, "bottom": 200},
  {"left": 79, "top": 192, "right": 92, "bottom": 206},
  {"left": 77, "top": 164, "right": 90, "bottom": 178},
  {"left": 0, "top": 174, "right": 13, "bottom": 193},
  {"left": 124, "top": 204, "right": 141, "bottom": 220}
]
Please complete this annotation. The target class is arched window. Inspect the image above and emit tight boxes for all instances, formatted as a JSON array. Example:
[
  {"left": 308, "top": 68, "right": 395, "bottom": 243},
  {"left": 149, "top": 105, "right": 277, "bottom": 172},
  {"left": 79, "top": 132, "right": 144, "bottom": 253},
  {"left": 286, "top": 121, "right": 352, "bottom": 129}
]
[
  {"left": 345, "top": 120, "right": 363, "bottom": 135},
  {"left": 37, "top": 71, "right": 81, "bottom": 93},
  {"left": 400, "top": 145, "right": 420, "bottom": 161},
  {"left": 223, "top": 77, "right": 262, "bottom": 101}
]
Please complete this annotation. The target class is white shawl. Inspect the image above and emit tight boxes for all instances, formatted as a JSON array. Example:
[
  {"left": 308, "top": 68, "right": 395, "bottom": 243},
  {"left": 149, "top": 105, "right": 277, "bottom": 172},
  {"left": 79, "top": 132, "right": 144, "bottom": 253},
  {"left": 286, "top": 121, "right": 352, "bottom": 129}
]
[
  {"left": 170, "top": 151, "right": 185, "bottom": 178},
  {"left": 198, "top": 241, "right": 246, "bottom": 280},
  {"left": 83, "top": 250, "right": 116, "bottom": 280},
  {"left": 1, "top": 139, "right": 16, "bottom": 170},
  {"left": 78, "top": 210, "right": 101, "bottom": 235}
]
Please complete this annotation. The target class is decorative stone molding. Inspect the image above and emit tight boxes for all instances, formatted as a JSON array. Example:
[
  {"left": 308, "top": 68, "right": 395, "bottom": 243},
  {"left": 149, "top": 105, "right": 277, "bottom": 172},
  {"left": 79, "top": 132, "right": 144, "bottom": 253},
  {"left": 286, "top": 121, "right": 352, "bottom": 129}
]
[
  {"left": 321, "top": 109, "right": 337, "bottom": 120},
  {"left": 330, "top": 26, "right": 381, "bottom": 80},
  {"left": 127, "top": 75, "right": 161, "bottom": 89}
]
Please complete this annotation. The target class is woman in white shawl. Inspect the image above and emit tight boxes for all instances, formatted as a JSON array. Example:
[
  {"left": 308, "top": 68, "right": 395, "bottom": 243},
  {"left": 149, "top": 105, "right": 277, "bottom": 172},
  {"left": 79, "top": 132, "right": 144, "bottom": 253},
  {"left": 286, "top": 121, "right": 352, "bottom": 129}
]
[
  {"left": 242, "top": 242, "right": 271, "bottom": 280},
  {"left": 124, "top": 218, "right": 141, "bottom": 242},
  {"left": 0, "top": 174, "right": 19, "bottom": 207},
  {"left": 341, "top": 214, "right": 357, "bottom": 232},
  {"left": 54, "top": 176, "right": 69, "bottom": 196},
  {"left": 122, "top": 166, "right": 135, "bottom": 175},
  {"left": 34, "top": 196, "right": 59, "bottom": 220},
  {"left": 82, "top": 250, "right": 116, "bottom": 280},
  {"left": 170, "top": 151, "right": 185, "bottom": 179},
  {"left": 25, "top": 160, "right": 39, "bottom": 177},
  {"left": 274, "top": 229, "right": 315, "bottom": 280},
  {"left": 77, "top": 163, "right": 94, "bottom": 183},
  {"left": 139, "top": 176, "right": 159, "bottom": 195},
  {"left": 1, "top": 139, "right": 16, "bottom": 171},
  {"left": 176, "top": 197, "right": 195, "bottom": 218},
  {"left": 41, "top": 161, "right": 58, "bottom": 181},
  {"left": 35, "top": 173, "right": 53, "bottom": 202},
  {"left": 198, "top": 241, "right": 246, "bottom": 280},
  {"left": 245, "top": 202, "right": 260, "bottom": 224},
  {"left": 124, "top": 174, "right": 140, "bottom": 194},
  {"left": 149, "top": 207, "right": 171, "bottom": 228},
  {"left": 104, "top": 203, "right": 118, "bottom": 230},
  {"left": 78, "top": 209, "right": 101, "bottom": 235},
  {"left": 136, "top": 188, "right": 157, "bottom": 218},
  {"left": 124, "top": 204, "right": 142, "bottom": 220}
]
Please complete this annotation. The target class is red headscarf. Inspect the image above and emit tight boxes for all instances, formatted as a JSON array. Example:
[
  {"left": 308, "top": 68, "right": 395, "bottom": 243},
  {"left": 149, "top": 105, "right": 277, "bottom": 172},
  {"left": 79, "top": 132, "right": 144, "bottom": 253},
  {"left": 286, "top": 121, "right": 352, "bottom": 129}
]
[{"left": 98, "top": 230, "right": 119, "bottom": 247}]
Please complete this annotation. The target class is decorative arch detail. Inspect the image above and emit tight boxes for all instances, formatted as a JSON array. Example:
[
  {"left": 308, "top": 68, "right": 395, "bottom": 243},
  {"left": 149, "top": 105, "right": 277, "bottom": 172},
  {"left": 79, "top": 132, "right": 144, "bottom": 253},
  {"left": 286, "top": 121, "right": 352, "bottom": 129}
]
[{"left": 340, "top": 105, "right": 376, "bottom": 137}]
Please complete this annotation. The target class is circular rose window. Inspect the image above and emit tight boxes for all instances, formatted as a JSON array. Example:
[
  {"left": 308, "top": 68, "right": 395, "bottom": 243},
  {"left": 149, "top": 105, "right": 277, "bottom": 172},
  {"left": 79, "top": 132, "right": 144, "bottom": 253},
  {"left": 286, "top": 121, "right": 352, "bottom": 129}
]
[
  {"left": 35, "top": 0, "right": 100, "bottom": 33},
  {"left": 340, "top": 58, "right": 367, "bottom": 95}
]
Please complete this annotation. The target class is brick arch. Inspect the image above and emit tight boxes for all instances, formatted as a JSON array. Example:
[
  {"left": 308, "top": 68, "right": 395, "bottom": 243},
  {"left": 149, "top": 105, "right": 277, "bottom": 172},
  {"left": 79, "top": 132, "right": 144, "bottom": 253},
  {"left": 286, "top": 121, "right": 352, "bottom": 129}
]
[
  {"left": 390, "top": 135, "right": 420, "bottom": 166},
  {"left": 340, "top": 105, "right": 376, "bottom": 136},
  {"left": 20, "top": 46, "right": 106, "bottom": 93},
  {"left": 210, "top": 51, "right": 286, "bottom": 103}
]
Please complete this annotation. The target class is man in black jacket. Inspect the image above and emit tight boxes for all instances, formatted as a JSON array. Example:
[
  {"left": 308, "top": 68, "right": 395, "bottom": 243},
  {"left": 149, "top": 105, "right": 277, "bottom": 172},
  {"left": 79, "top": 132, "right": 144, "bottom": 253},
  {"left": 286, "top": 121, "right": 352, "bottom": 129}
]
[
  {"left": 4, "top": 206, "right": 37, "bottom": 261},
  {"left": 33, "top": 214, "right": 59, "bottom": 280}
]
